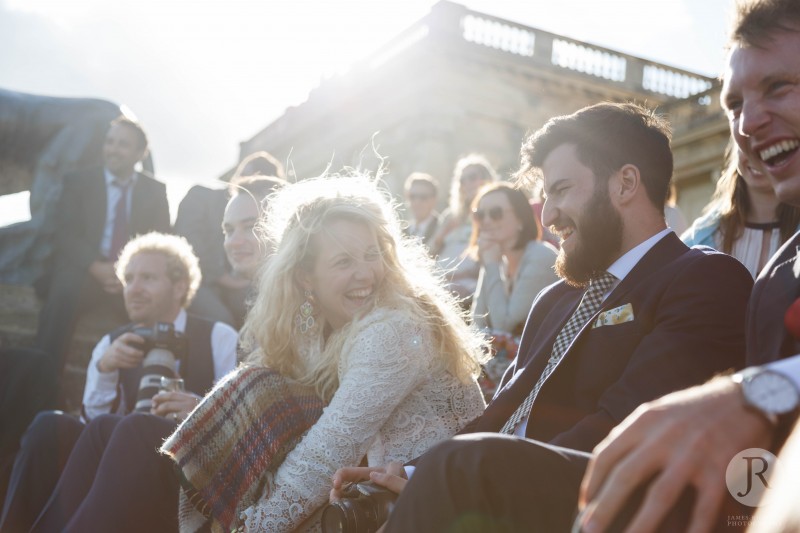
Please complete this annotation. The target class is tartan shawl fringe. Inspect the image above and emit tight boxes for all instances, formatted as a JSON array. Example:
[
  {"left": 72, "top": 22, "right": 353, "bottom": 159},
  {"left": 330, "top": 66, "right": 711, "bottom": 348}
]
[{"left": 161, "top": 365, "right": 324, "bottom": 530}]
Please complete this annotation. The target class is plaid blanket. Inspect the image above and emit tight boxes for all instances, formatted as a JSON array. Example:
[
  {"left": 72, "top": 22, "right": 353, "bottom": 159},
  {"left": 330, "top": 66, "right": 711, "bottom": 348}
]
[{"left": 160, "top": 365, "right": 324, "bottom": 532}]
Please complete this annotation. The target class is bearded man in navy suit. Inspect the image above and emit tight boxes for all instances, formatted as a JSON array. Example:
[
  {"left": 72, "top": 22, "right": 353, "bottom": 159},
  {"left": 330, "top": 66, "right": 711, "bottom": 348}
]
[
  {"left": 330, "top": 102, "right": 754, "bottom": 532},
  {"left": 367, "top": 2, "right": 800, "bottom": 532}
]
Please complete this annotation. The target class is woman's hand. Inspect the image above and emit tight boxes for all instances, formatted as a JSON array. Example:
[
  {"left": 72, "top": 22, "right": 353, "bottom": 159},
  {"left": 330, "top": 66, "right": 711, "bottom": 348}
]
[
  {"left": 477, "top": 236, "right": 502, "bottom": 264},
  {"left": 151, "top": 391, "right": 202, "bottom": 423}
]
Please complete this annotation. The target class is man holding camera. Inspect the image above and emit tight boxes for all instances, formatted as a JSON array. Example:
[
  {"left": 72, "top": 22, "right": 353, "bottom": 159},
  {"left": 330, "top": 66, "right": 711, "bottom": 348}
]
[
  {"left": 0, "top": 232, "right": 237, "bottom": 532},
  {"left": 82, "top": 232, "right": 237, "bottom": 421}
]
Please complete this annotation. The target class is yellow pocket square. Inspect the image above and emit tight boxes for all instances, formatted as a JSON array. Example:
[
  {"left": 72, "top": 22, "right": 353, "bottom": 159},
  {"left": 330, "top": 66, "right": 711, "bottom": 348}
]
[{"left": 592, "top": 303, "right": 634, "bottom": 329}]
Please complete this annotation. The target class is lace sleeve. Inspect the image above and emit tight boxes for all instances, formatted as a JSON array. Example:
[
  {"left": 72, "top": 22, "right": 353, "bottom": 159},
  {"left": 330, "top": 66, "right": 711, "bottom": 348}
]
[{"left": 242, "top": 312, "right": 430, "bottom": 532}]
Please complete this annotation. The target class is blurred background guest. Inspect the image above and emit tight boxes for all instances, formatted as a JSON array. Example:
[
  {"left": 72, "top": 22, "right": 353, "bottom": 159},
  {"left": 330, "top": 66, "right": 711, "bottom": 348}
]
[
  {"left": 176, "top": 151, "right": 284, "bottom": 326},
  {"left": 36, "top": 116, "right": 169, "bottom": 373},
  {"left": 682, "top": 142, "right": 800, "bottom": 277},
  {"left": 402, "top": 172, "right": 441, "bottom": 255},
  {"left": 432, "top": 154, "right": 497, "bottom": 303},
  {"left": 218, "top": 175, "right": 285, "bottom": 329},
  {"left": 469, "top": 182, "right": 558, "bottom": 397}
]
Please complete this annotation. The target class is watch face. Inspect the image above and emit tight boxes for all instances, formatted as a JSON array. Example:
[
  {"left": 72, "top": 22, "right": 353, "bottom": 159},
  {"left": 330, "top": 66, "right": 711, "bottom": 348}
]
[{"left": 747, "top": 372, "right": 800, "bottom": 415}]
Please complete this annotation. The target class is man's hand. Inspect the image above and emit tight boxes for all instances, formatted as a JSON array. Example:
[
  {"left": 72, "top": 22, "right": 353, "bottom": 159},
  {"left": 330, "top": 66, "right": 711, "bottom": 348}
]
[
  {"left": 97, "top": 332, "right": 145, "bottom": 373},
  {"left": 89, "top": 260, "right": 123, "bottom": 294},
  {"left": 579, "top": 377, "right": 773, "bottom": 533},
  {"left": 151, "top": 390, "right": 202, "bottom": 422},
  {"left": 330, "top": 462, "right": 408, "bottom": 502}
]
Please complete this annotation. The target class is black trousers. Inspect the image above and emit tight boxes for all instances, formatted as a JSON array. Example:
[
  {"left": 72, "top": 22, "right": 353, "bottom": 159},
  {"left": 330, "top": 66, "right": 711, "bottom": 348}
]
[
  {"left": 383, "top": 433, "right": 590, "bottom": 533},
  {"left": 383, "top": 432, "right": 750, "bottom": 533},
  {"left": 0, "top": 348, "right": 57, "bottom": 506},
  {"left": 31, "top": 413, "right": 178, "bottom": 533},
  {"left": 0, "top": 411, "right": 84, "bottom": 533}
]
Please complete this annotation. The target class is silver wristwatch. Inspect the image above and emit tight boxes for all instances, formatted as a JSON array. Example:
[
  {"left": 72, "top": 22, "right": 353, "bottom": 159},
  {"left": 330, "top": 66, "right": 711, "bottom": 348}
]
[{"left": 732, "top": 367, "right": 800, "bottom": 425}]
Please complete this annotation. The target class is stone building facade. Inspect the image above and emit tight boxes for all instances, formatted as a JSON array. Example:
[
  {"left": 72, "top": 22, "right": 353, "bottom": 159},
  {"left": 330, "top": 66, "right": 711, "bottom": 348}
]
[{"left": 237, "top": 1, "right": 725, "bottom": 223}]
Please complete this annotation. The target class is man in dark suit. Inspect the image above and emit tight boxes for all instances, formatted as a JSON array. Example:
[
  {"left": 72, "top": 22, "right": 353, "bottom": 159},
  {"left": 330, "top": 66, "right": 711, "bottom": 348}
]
[
  {"left": 402, "top": 172, "right": 442, "bottom": 254},
  {"left": 36, "top": 116, "right": 170, "bottom": 373},
  {"left": 330, "top": 102, "right": 753, "bottom": 531}
]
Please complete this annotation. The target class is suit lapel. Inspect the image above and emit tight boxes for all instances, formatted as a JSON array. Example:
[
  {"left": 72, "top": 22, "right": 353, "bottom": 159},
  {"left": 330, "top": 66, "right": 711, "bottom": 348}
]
[
  {"left": 600, "top": 232, "right": 688, "bottom": 312},
  {"left": 489, "top": 233, "right": 688, "bottom": 422},
  {"left": 545, "top": 233, "right": 688, "bottom": 372},
  {"left": 482, "top": 286, "right": 581, "bottom": 427},
  {"left": 749, "top": 234, "right": 800, "bottom": 364},
  {"left": 482, "top": 233, "right": 689, "bottom": 432}
]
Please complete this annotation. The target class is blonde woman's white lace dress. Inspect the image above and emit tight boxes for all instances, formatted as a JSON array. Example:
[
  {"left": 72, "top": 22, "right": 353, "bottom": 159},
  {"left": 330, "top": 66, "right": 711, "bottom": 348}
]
[{"left": 239, "top": 306, "right": 486, "bottom": 532}]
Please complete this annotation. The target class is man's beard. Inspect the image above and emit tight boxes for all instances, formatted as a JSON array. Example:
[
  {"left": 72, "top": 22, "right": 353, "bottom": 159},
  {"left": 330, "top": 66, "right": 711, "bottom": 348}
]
[{"left": 555, "top": 185, "right": 623, "bottom": 287}]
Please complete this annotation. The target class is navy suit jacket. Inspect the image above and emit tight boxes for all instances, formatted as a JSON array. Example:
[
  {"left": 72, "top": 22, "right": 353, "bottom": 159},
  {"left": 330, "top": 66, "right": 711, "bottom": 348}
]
[
  {"left": 747, "top": 231, "right": 800, "bottom": 366},
  {"left": 52, "top": 166, "right": 170, "bottom": 276},
  {"left": 464, "top": 232, "right": 753, "bottom": 452}
]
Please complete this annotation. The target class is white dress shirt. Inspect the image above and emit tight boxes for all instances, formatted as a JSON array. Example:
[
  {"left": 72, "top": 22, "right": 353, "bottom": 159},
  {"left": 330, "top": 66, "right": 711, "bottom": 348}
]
[{"left": 82, "top": 309, "right": 238, "bottom": 420}]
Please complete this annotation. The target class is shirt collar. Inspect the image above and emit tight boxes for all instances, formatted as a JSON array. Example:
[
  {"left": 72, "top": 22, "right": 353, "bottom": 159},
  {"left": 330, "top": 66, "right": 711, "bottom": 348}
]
[
  {"left": 104, "top": 168, "right": 138, "bottom": 187},
  {"left": 607, "top": 228, "right": 672, "bottom": 283}
]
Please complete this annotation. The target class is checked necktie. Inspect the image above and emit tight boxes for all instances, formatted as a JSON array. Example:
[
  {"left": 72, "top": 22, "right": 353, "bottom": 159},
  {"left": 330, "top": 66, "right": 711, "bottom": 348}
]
[{"left": 500, "top": 271, "right": 617, "bottom": 434}]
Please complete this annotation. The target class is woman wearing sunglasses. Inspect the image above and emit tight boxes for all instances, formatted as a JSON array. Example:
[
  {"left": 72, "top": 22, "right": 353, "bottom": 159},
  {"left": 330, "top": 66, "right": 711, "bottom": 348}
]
[{"left": 469, "top": 182, "right": 558, "bottom": 396}]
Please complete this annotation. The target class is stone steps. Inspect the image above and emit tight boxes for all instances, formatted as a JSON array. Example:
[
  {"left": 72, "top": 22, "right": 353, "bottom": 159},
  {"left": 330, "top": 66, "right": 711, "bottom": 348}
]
[{"left": 0, "top": 283, "right": 122, "bottom": 414}]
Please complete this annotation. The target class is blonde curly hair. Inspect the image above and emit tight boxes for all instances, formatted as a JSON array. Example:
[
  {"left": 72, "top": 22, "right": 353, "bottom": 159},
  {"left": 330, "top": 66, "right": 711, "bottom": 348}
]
[
  {"left": 115, "top": 232, "right": 201, "bottom": 307},
  {"left": 240, "top": 173, "right": 489, "bottom": 401}
]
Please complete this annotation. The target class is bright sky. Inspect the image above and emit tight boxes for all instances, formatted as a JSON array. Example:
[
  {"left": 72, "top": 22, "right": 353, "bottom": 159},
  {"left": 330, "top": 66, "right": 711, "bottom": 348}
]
[{"left": 0, "top": 0, "right": 735, "bottom": 225}]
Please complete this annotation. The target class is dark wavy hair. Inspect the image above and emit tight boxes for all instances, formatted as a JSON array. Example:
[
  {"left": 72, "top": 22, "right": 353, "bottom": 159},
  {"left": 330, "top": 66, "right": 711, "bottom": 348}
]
[{"left": 514, "top": 102, "right": 673, "bottom": 213}]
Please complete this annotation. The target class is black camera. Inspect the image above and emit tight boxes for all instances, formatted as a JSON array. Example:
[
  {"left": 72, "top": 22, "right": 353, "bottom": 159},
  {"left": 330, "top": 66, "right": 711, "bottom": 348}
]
[
  {"left": 127, "top": 322, "right": 187, "bottom": 412},
  {"left": 321, "top": 481, "right": 398, "bottom": 533}
]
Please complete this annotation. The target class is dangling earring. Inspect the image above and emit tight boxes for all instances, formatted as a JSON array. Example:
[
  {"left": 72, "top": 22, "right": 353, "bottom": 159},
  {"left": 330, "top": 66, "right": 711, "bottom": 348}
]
[{"left": 295, "top": 289, "right": 315, "bottom": 334}]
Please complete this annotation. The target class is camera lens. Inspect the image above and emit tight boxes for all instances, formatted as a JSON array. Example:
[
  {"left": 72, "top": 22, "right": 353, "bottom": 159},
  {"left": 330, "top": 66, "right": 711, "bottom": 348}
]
[
  {"left": 322, "top": 501, "right": 368, "bottom": 533},
  {"left": 134, "top": 347, "right": 177, "bottom": 412},
  {"left": 320, "top": 482, "right": 396, "bottom": 533},
  {"left": 321, "top": 503, "right": 347, "bottom": 533}
]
